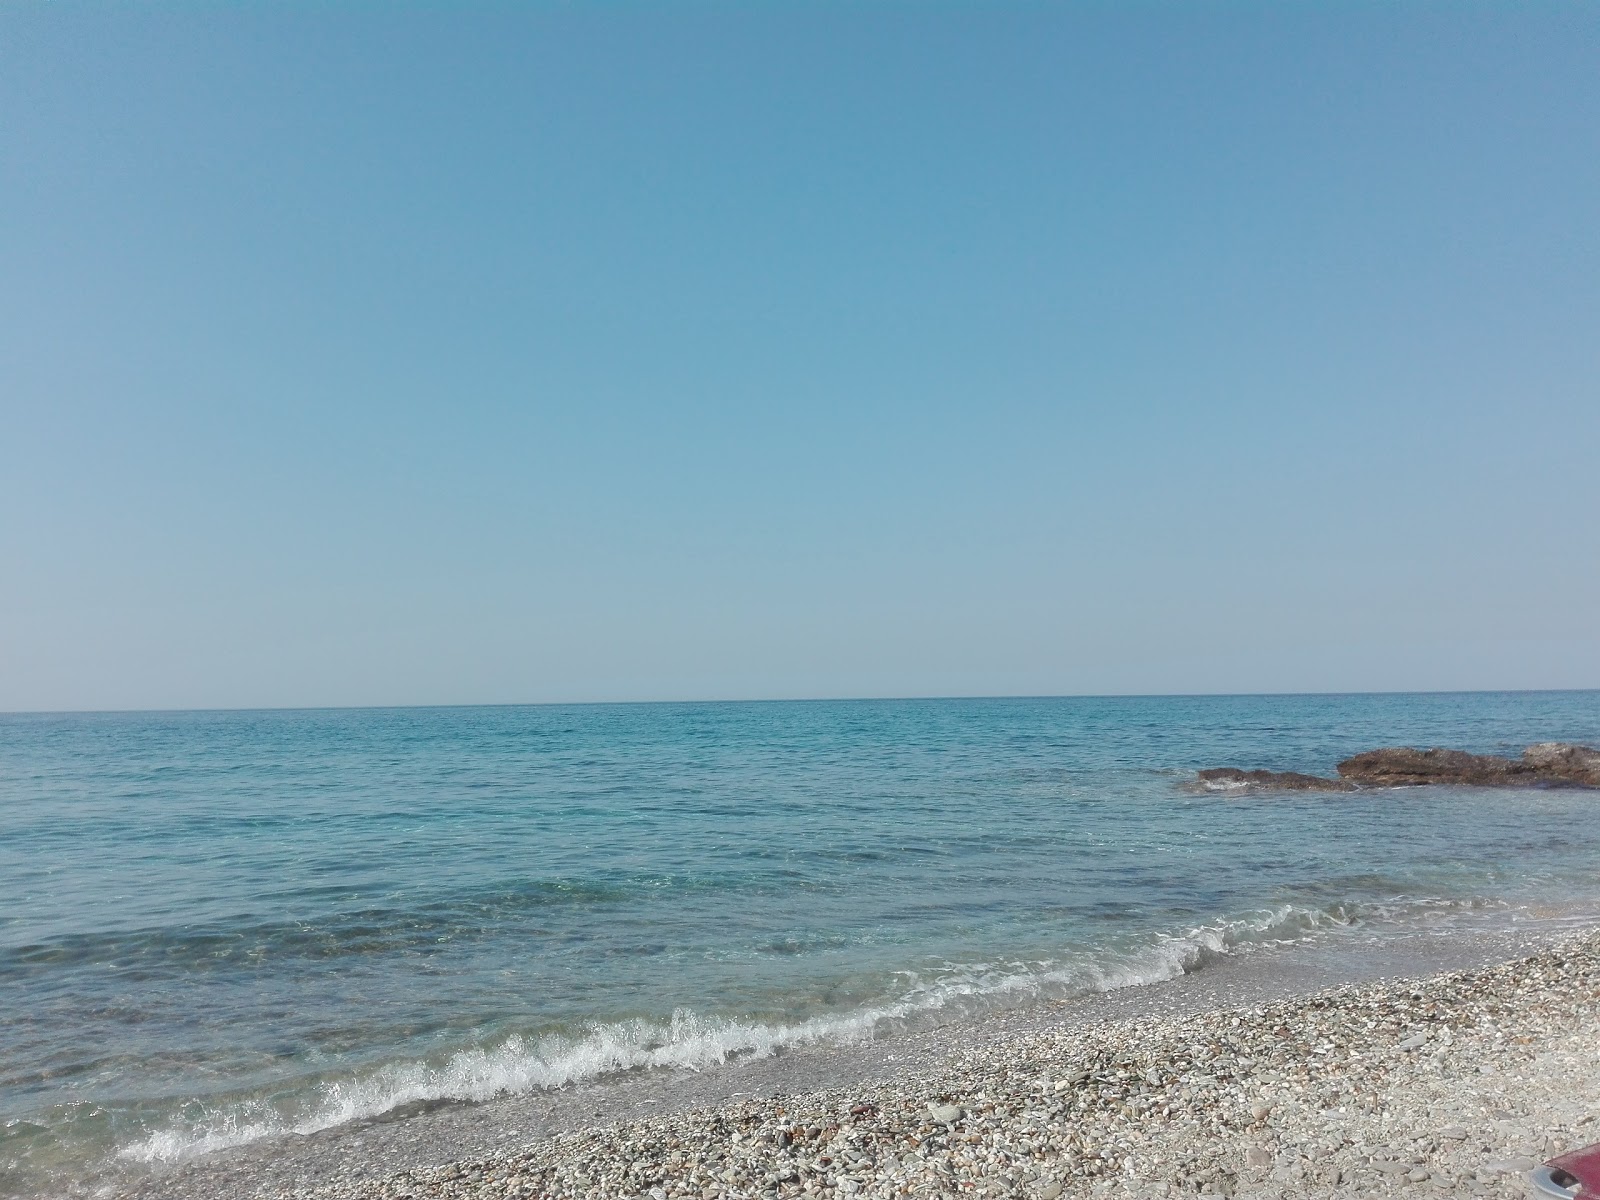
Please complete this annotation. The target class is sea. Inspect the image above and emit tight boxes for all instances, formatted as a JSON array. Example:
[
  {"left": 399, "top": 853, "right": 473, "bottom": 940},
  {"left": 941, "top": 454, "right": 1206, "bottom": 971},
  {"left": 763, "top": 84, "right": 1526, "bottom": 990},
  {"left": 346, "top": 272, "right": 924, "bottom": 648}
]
[{"left": 3, "top": 691, "right": 1599, "bottom": 1197}]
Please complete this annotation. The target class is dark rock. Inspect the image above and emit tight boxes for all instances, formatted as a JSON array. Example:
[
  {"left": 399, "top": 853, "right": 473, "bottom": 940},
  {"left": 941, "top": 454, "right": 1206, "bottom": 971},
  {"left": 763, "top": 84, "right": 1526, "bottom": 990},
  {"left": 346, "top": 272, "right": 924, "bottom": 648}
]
[
  {"left": 1196, "top": 741, "right": 1600, "bottom": 795},
  {"left": 1195, "top": 767, "right": 1356, "bottom": 793},
  {"left": 1336, "top": 747, "right": 1531, "bottom": 787},
  {"left": 1523, "top": 742, "right": 1600, "bottom": 787},
  {"left": 1336, "top": 744, "right": 1600, "bottom": 789}
]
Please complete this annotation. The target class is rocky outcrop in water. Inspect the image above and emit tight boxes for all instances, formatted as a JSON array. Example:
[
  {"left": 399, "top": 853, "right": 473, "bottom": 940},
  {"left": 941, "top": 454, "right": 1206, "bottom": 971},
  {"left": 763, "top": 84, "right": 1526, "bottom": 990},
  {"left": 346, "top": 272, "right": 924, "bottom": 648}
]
[
  {"left": 1195, "top": 742, "right": 1600, "bottom": 794},
  {"left": 1337, "top": 743, "right": 1600, "bottom": 788},
  {"left": 1335, "top": 747, "right": 1528, "bottom": 787},
  {"left": 1523, "top": 741, "right": 1600, "bottom": 787}
]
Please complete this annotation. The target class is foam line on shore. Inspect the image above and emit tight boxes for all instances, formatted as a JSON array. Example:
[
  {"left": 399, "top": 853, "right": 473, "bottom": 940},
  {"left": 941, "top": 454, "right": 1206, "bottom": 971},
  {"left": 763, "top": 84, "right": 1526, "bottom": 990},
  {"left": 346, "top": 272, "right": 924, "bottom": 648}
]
[
  {"left": 285, "top": 929, "right": 1600, "bottom": 1200},
  {"left": 117, "top": 903, "right": 1356, "bottom": 1168}
]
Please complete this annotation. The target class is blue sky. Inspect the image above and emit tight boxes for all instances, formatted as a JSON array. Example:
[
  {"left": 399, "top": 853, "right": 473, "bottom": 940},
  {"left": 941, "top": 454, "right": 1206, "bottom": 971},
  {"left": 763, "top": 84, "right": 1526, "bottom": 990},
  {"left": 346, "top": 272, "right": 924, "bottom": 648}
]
[{"left": 2, "top": 3, "right": 1597, "bottom": 711}]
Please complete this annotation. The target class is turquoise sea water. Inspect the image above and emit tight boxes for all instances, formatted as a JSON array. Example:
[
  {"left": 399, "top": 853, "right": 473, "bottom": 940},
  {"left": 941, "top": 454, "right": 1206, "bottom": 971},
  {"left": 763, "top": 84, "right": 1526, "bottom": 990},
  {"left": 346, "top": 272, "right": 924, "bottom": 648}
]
[{"left": 3, "top": 692, "right": 1600, "bottom": 1195}]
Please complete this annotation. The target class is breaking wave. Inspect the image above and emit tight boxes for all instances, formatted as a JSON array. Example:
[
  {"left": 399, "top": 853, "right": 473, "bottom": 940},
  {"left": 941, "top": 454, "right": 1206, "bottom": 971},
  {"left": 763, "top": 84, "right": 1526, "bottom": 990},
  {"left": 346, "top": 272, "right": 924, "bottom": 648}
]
[{"left": 119, "top": 902, "right": 1350, "bottom": 1166}]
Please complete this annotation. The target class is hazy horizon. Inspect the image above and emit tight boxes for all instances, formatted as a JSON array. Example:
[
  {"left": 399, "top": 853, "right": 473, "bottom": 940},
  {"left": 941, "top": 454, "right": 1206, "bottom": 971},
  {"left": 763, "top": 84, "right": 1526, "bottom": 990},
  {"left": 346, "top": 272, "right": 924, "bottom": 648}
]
[
  {"left": 6, "top": 685, "right": 1598, "bottom": 720},
  {"left": 4, "top": 4, "right": 1597, "bottom": 712}
]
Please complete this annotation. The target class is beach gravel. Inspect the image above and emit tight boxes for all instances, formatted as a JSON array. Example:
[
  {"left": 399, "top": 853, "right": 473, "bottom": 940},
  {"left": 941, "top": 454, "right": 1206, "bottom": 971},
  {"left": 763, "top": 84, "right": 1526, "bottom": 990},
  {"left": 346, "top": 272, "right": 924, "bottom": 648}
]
[{"left": 218, "top": 932, "right": 1600, "bottom": 1200}]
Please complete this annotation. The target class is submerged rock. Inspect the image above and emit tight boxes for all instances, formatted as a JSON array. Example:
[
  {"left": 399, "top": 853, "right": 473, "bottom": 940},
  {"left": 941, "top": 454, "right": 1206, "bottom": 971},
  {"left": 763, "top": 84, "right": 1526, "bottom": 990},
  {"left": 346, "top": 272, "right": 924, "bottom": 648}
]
[{"left": 1195, "top": 767, "right": 1355, "bottom": 794}]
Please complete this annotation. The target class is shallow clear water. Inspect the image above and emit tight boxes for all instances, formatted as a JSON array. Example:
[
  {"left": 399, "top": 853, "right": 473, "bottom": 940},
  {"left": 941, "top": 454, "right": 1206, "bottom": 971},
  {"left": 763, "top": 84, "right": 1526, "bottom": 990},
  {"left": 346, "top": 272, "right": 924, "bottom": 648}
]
[{"left": 3, "top": 692, "right": 1599, "bottom": 1194}]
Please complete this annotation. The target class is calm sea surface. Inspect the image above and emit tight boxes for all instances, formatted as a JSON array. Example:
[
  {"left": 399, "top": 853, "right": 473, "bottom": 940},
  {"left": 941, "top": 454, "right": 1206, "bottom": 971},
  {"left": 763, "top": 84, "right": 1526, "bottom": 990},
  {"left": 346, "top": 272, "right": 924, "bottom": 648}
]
[{"left": 3, "top": 692, "right": 1599, "bottom": 1195}]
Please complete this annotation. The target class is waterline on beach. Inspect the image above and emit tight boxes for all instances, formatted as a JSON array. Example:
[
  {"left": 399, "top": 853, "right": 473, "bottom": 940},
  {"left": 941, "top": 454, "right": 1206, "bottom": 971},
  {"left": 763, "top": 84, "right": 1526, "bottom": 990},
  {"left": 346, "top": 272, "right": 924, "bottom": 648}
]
[{"left": 111, "top": 897, "right": 1509, "bottom": 1169}]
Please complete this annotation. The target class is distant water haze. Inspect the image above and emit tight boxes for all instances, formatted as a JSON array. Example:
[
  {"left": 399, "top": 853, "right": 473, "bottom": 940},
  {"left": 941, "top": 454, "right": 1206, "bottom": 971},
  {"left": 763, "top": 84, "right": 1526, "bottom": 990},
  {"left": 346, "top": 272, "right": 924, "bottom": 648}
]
[{"left": 3, "top": 691, "right": 1599, "bottom": 1194}]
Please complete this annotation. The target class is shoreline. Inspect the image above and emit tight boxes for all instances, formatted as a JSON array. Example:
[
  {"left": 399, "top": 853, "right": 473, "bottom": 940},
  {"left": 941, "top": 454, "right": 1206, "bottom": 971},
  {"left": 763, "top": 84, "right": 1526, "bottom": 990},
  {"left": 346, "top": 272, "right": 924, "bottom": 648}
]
[{"left": 97, "top": 919, "right": 1600, "bottom": 1200}]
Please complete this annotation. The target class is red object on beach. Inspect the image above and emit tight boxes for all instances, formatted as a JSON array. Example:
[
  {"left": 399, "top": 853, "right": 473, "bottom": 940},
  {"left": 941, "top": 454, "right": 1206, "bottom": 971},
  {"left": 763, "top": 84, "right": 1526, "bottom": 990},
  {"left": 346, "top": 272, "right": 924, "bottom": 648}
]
[{"left": 1531, "top": 1143, "right": 1600, "bottom": 1199}]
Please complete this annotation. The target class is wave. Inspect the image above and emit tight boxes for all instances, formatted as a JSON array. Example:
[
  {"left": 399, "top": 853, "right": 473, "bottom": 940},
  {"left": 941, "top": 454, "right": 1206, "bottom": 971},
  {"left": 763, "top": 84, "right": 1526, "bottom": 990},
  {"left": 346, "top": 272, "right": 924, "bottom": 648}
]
[{"left": 117, "top": 901, "right": 1350, "bottom": 1167}]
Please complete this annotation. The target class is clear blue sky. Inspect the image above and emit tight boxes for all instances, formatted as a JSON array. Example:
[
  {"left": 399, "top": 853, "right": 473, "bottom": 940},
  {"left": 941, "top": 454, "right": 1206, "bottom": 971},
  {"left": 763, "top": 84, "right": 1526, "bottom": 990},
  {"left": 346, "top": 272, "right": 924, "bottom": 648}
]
[{"left": 3, "top": 3, "right": 1597, "bottom": 711}]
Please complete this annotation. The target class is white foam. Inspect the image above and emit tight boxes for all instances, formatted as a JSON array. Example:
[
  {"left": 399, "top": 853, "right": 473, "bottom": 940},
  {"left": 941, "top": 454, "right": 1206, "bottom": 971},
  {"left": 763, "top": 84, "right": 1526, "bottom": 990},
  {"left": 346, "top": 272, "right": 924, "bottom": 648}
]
[{"left": 117, "top": 902, "right": 1353, "bottom": 1166}]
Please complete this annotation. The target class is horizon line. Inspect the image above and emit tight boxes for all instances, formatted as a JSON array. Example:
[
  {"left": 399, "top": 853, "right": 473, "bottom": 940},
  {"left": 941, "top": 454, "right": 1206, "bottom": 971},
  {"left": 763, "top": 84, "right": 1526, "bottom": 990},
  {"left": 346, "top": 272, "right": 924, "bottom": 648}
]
[{"left": 3, "top": 685, "right": 1595, "bottom": 719}]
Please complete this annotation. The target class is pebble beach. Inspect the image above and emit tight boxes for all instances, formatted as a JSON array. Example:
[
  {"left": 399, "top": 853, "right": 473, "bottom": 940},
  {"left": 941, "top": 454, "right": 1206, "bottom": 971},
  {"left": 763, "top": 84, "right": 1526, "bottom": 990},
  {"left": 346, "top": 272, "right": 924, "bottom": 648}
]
[{"left": 111, "top": 927, "right": 1600, "bottom": 1200}]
